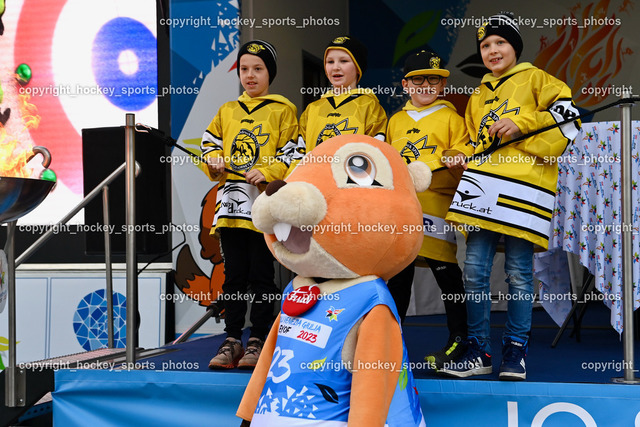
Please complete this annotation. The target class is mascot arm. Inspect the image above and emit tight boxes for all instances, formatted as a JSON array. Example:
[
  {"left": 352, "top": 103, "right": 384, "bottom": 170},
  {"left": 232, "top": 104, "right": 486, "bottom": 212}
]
[
  {"left": 236, "top": 312, "right": 281, "bottom": 422},
  {"left": 348, "top": 304, "right": 403, "bottom": 426}
]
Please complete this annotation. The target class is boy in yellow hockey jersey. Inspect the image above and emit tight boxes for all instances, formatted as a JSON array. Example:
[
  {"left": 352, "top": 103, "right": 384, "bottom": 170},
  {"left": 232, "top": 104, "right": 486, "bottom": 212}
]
[
  {"left": 201, "top": 40, "right": 299, "bottom": 370},
  {"left": 292, "top": 36, "right": 387, "bottom": 168},
  {"left": 386, "top": 50, "right": 474, "bottom": 369},
  {"left": 440, "top": 13, "right": 580, "bottom": 380}
]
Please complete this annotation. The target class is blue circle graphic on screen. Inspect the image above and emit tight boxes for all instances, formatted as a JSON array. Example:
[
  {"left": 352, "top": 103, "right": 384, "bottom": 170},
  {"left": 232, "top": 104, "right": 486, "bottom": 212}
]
[
  {"left": 73, "top": 289, "right": 127, "bottom": 351},
  {"left": 91, "top": 17, "right": 157, "bottom": 111}
]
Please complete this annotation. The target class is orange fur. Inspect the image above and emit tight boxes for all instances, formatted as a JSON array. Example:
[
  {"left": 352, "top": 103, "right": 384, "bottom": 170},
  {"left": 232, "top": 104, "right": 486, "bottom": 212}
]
[{"left": 240, "top": 135, "right": 426, "bottom": 425}]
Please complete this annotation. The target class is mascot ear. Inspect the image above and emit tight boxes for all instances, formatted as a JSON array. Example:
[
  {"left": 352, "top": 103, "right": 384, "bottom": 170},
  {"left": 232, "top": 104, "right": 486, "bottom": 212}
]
[{"left": 407, "top": 161, "right": 432, "bottom": 193}]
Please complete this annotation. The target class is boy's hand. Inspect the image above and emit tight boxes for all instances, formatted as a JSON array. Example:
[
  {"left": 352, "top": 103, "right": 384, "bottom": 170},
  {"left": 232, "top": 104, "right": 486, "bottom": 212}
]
[
  {"left": 206, "top": 156, "right": 225, "bottom": 178},
  {"left": 245, "top": 169, "right": 266, "bottom": 186},
  {"left": 445, "top": 152, "right": 468, "bottom": 170},
  {"left": 488, "top": 118, "right": 522, "bottom": 140}
]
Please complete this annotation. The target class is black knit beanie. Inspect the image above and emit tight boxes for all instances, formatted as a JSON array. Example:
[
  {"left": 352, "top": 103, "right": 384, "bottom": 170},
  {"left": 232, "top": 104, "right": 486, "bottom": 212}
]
[
  {"left": 324, "top": 36, "right": 368, "bottom": 82},
  {"left": 237, "top": 40, "right": 278, "bottom": 84},
  {"left": 476, "top": 12, "right": 523, "bottom": 59}
]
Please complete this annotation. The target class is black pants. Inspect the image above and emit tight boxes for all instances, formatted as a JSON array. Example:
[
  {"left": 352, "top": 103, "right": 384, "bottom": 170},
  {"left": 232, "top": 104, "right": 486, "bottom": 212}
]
[
  {"left": 387, "top": 258, "right": 467, "bottom": 339},
  {"left": 218, "top": 227, "right": 278, "bottom": 341}
]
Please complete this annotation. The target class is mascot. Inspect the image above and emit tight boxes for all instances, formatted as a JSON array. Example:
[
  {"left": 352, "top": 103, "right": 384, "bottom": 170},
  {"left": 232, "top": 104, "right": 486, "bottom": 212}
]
[{"left": 237, "top": 134, "right": 430, "bottom": 426}]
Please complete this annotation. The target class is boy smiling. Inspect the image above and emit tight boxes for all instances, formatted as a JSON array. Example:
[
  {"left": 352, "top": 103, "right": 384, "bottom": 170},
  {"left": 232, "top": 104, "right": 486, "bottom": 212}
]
[
  {"left": 441, "top": 12, "right": 581, "bottom": 381},
  {"left": 386, "top": 51, "right": 472, "bottom": 369}
]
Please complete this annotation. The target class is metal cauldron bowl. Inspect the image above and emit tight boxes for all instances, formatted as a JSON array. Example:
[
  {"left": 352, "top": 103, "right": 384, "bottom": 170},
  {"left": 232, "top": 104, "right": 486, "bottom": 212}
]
[
  {"left": 0, "top": 146, "right": 56, "bottom": 223},
  {"left": 0, "top": 177, "right": 55, "bottom": 223}
]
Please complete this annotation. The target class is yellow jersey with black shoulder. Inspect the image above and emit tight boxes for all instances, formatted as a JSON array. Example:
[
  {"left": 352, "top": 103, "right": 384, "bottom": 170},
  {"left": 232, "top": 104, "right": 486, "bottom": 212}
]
[
  {"left": 388, "top": 99, "right": 472, "bottom": 263},
  {"left": 201, "top": 92, "right": 298, "bottom": 233},
  {"left": 446, "top": 63, "right": 581, "bottom": 249},
  {"left": 289, "top": 88, "right": 387, "bottom": 173}
]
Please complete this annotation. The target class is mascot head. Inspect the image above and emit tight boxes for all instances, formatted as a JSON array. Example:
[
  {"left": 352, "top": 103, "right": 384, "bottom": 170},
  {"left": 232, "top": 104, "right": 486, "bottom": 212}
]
[{"left": 253, "top": 134, "right": 431, "bottom": 281}]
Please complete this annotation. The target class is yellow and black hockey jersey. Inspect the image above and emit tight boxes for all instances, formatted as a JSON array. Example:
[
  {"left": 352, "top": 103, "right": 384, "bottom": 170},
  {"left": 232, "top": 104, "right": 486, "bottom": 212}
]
[
  {"left": 292, "top": 88, "right": 387, "bottom": 169},
  {"left": 446, "top": 63, "right": 581, "bottom": 249},
  {"left": 201, "top": 91, "right": 298, "bottom": 232},
  {"left": 388, "top": 99, "right": 472, "bottom": 263}
]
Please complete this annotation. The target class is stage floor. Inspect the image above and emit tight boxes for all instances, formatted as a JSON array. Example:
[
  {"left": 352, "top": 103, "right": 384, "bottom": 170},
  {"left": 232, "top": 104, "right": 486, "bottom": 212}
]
[
  {"left": 143, "top": 304, "right": 638, "bottom": 384},
  {"left": 48, "top": 303, "right": 640, "bottom": 426}
]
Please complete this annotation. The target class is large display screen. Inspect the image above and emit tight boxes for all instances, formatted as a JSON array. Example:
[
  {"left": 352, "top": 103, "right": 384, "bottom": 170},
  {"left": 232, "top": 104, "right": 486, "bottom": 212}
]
[{"left": 0, "top": 0, "right": 158, "bottom": 224}]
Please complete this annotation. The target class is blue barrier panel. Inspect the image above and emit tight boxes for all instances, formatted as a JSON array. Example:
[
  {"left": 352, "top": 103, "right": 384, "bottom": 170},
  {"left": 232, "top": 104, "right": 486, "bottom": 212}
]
[
  {"left": 54, "top": 370, "right": 640, "bottom": 426},
  {"left": 419, "top": 379, "right": 640, "bottom": 427},
  {"left": 53, "top": 369, "right": 249, "bottom": 426}
]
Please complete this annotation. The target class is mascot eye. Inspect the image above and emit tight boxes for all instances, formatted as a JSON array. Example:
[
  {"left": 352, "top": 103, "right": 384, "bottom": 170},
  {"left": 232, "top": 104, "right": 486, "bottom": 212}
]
[{"left": 345, "top": 154, "right": 381, "bottom": 186}]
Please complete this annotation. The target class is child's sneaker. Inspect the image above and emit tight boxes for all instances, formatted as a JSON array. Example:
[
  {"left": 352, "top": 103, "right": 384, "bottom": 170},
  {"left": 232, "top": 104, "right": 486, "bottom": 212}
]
[
  {"left": 424, "top": 336, "right": 467, "bottom": 370},
  {"left": 238, "top": 337, "right": 264, "bottom": 370},
  {"left": 208, "top": 337, "right": 244, "bottom": 369},
  {"left": 499, "top": 336, "right": 527, "bottom": 381},
  {"left": 438, "top": 336, "right": 492, "bottom": 377}
]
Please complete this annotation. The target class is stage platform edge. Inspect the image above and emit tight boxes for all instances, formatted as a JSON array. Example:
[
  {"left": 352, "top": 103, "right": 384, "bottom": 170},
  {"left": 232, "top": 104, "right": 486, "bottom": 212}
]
[{"left": 52, "top": 369, "right": 640, "bottom": 426}]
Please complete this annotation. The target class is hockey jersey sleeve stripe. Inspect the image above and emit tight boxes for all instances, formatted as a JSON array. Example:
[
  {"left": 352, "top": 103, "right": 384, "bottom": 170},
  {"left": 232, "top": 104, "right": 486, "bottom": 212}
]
[
  {"left": 275, "top": 139, "right": 299, "bottom": 167},
  {"left": 201, "top": 130, "right": 223, "bottom": 155}
]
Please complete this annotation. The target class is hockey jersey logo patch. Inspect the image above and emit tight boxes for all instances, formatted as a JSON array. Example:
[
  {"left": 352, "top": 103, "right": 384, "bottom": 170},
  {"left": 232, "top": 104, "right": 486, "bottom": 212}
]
[
  {"left": 316, "top": 118, "right": 358, "bottom": 146},
  {"left": 476, "top": 100, "right": 520, "bottom": 151},
  {"left": 230, "top": 124, "right": 270, "bottom": 171},
  {"left": 399, "top": 135, "right": 437, "bottom": 163}
]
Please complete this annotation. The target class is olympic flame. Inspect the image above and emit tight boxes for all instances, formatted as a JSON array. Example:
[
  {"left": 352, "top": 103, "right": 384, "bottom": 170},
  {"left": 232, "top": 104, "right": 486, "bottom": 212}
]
[{"left": 0, "top": 90, "right": 40, "bottom": 178}]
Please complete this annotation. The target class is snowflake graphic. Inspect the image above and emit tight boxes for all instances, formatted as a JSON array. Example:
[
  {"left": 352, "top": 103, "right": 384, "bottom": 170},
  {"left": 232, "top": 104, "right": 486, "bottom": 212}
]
[{"left": 73, "top": 290, "right": 126, "bottom": 350}]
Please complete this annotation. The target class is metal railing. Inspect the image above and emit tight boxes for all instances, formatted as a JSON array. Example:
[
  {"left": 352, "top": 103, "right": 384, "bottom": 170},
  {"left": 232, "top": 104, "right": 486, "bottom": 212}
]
[
  {"left": 5, "top": 115, "right": 141, "bottom": 407},
  {"left": 614, "top": 91, "right": 639, "bottom": 384}
]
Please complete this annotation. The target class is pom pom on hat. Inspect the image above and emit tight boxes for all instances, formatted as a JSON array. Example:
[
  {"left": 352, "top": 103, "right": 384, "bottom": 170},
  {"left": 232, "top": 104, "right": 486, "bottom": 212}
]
[{"left": 237, "top": 40, "right": 278, "bottom": 84}]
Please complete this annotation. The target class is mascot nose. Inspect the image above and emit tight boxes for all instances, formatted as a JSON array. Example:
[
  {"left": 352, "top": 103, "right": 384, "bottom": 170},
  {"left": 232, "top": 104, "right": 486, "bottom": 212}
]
[{"left": 265, "top": 179, "right": 287, "bottom": 196}]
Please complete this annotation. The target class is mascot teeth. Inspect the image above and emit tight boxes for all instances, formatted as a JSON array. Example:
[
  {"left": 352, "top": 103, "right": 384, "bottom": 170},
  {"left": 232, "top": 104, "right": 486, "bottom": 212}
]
[
  {"left": 275, "top": 224, "right": 313, "bottom": 254},
  {"left": 273, "top": 222, "right": 292, "bottom": 242}
]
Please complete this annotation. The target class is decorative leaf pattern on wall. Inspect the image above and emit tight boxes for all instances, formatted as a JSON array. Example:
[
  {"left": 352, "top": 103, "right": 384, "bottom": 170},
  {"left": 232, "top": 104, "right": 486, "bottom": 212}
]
[{"left": 392, "top": 10, "right": 441, "bottom": 66}]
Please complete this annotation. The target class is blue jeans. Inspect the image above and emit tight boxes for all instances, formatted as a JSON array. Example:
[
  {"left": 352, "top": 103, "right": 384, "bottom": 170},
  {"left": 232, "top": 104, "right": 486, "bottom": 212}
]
[{"left": 463, "top": 229, "right": 534, "bottom": 354}]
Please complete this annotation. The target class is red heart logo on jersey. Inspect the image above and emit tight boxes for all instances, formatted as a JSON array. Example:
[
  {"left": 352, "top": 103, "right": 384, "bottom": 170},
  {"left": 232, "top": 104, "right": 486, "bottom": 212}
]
[{"left": 282, "top": 285, "right": 320, "bottom": 317}]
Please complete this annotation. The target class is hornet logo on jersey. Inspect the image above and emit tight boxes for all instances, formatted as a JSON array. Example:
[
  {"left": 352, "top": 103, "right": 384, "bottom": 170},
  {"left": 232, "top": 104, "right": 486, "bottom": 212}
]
[
  {"left": 230, "top": 125, "right": 270, "bottom": 171},
  {"left": 476, "top": 100, "right": 520, "bottom": 151},
  {"left": 399, "top": 135, "right": 437, "bottom": 164},
  {"left": 316, "top": 118, "right": 358, "bottom": 146}
]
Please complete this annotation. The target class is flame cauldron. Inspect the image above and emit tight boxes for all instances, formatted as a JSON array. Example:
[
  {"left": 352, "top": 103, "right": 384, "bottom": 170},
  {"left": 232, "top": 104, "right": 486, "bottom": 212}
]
[
  {"left": 2, "top": 146, "right": 55, "bottom": 408},
  {"left": 0, "top": 146, "right": 55, "bottom": 223}
]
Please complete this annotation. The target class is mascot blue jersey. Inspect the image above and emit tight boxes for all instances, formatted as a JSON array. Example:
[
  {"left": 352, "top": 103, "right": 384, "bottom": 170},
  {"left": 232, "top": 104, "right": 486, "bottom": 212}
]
[{"left": 251, "top": 278, "right": 425, "bottom": 426}]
